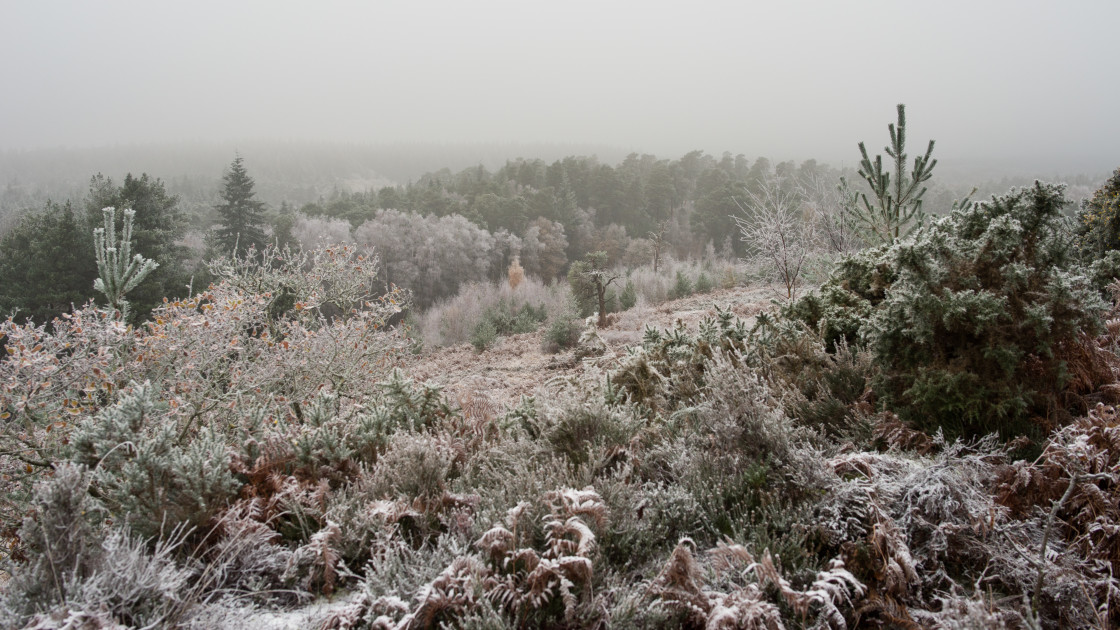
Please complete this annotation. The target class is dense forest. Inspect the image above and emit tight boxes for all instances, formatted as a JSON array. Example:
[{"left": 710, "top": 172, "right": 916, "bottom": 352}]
[{"left": 3, "top": 108, "right": 1120, "bottom": 628}]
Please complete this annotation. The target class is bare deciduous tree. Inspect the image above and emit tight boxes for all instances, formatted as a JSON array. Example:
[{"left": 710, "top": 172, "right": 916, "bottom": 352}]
[
  {"left": 733, "top": 177, "right": 817, "bottom": 300},
  {"left": 798, "top": 172, "right": 856, "bottom": 254}
]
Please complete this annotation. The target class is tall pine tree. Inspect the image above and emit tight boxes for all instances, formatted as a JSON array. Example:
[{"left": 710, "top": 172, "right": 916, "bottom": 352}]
[{"left": 213, "top": 154, "right": 268, "bottom": 254}]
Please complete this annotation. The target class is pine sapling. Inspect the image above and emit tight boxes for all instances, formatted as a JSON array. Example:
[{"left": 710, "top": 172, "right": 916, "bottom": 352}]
[
  {"left": 93, "top": 207, "right": 158, "bottom": 319},
  {"left": 839, "top": 104, "right": 936, "bottom": 245}
]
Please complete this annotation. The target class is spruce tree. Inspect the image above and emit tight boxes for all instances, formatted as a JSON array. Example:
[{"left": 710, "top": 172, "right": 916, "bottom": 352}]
[{"left": 213, "top": 154, "right": 268, "bottom": 254}]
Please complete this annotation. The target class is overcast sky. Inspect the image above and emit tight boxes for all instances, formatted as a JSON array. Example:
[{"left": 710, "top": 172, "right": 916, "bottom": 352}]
[{"left": 2, "top": 0, "right": 1117, "bottom": 172}]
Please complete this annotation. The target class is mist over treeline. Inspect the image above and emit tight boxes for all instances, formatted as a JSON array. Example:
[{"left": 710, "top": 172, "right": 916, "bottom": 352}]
[
  {"left": 0, "top": 142, "right": 629, "bottom": 213},
  {"left": 1, "top": 134, "right": 1114, "bottom": 331},
  {"left": 2, "top": 141, "right": 1108, "bottom": 218}
]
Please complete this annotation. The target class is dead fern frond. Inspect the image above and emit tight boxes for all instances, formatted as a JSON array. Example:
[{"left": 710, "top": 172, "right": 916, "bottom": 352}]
[
  {"left": 403, "top": 555, "right": 487, "bottom": 630},
  {"left": 709, "top": 539, "right": 755, "bottom": 577},
  {"left": 707, "top": 586, "right": 785, "bottom": 630},
  {"left": 475, "top": 525, "right": 515, "bottom": 564},
  {"left": 750, "top": 550, "right": 864, "bottom": 629},
  {"left": 544, "top": 516, "right": 597, "bottom": 559},
  {"left": 544, "top": 487, "right": 609, "bottom": 529},
  {"left": 286, "top": 520, "right": 343, "bottom": 596},
  {"left": 871, "top": 413, "right": 934, "bottom": 454},
  {"left": 648, "top": 538, "right": 709, "bottom": 625}
]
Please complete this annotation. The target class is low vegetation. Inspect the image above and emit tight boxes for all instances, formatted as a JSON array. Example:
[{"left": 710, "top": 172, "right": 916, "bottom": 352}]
[{"left": 2, "top": 130, "right": 1120, "bottom": 627}]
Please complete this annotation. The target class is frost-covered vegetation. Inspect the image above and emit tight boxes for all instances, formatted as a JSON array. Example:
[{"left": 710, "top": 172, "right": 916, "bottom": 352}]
[{"left": 3, "top": 137, "right": 1120, "bottom": 626}]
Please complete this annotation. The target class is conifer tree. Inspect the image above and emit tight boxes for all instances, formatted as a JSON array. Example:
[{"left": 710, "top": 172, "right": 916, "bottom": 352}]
[
  {"left": 85, "top": 173, "right": 188, "bottom": 318},
  {"left": 840, "top": 104, "right": 936, "bottom": 245},
  {"left": 93, "top": 207, "right": 158, "bottom": 319},
  {"left": 568, "top": 251, "right": 620, "bottom": 327},
  {"left": 0, "top": 201, "right": 97, "bottom": 324},
  {"left": 213, "top": 154, "right": 268, "bottom": 254}
]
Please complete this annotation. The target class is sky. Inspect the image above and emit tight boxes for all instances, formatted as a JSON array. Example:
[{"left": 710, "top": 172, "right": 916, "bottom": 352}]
[{"left": 1, "top": 0, "right": 1118, "bottom": 172}]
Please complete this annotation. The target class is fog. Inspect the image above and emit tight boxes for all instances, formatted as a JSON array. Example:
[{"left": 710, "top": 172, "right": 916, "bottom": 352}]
[{"left": 2, "top": 0, "right": 1117, "bottom": 172}]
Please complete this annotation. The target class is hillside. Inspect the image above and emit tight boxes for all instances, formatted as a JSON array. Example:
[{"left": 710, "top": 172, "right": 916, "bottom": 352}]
[
  {"left": 409, "top": 285, "right": 775, "bottom": 412},
  {"left": 2, "top": 178, "right": 1119, "bottom": 629}
]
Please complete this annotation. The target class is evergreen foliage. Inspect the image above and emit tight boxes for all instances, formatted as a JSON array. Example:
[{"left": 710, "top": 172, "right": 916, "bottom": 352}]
[
  {"left": 619, "top": 278, "right": 637, "bottom": 310},
  {"left": 694, "top": 270, "right": 714, "bottom": 294},
  {"left": 542, "top": 313, "right": 583, "bottom": 353},
  {"left": 668, "top": 269, "right": 694, "bottom": 299},
  {"left": 212, "top": 154, "right": 268, "bottom": 254},
  {"left": 790, "top": 182, "right": 1108, "bottom": 441},
  {"left": 85, "top": 173, "right": 189, "bottom": 317},
  {"left": 1076, "top": 166, "right": 1120, "bottom": 256},
  {"left": 470, "top": 318, "right": 498, "bottom": 352},
  {"left": 839, "top": 104, "right": 936, "bottom": 245},
  {"left": 71, "top": 382, "right": 238, "bottom": 539},
  {"left": 567, "top": 251, "right": 621, "bottom": 327},
  {"left": 470, "top": 300, "right": 548, "bottom": 351},
  {"left": 93, "top": 207, "right": 159, "bottom": 318},
  {"left": 0, "top": 201, "right": 96, "bottom": 325}
]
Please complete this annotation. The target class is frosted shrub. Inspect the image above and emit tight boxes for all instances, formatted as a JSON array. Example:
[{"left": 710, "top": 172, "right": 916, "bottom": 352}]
[
  {"left": 733, "top": 176, "right": 818, "bottom": 300},
  {"left": 418, "top": 276, "right": 569, "bottom": 347},
  {"left": 611, "top": 308, "right": 749, "bottom": 413},
  {"left": 624, "top": 257, "right": 727, "bottom": 305},
  {"left": 1, "top": 465, "right": 197, "bottom": 628},
  {"left": 870, "top": 183, "right": 1106, "bottom": 440},
  {"left": 1075, "top": 166, "right": 1120, "bottom": 256},
  {"left": 0, "top": 243, "right": 410, "bottom": 545},
  {"left": 813, "top": 435, "right": 1114, "bottom": 627},
  {"left": 789, "top": 182, "right": 1109, "bottom": 442},
  {"left": 1, "top": 464, "right": 99, "bottom": 620},
  {"left": 368, "top": 432, "right": 454, "bottom": 503},
  {"left": 290, "top": 213, "right": 354, "bottom": 249},
  {"left": 70, "top": 382, "right": 239, "bottom": 539}
]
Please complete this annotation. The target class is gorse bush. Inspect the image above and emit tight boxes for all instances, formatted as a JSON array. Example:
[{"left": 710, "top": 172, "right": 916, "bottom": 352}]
[
  {"left": 789, "top": 182, "right": 1110, "bottom": 443},
  {"left": 1076, "top": 166, "right": 1120, "bottom": 256},
  {"left": 471, "top": 299, "right": 548, "bottom": 351},
  {"left": 612, "top": 308, "right": 749, "bottom": 414},
  {"left": 70, "top": 383, "right": 239, "bottom": 539},
  {"left": 1, "top": 465, "right": 198, "bottom": 629}
]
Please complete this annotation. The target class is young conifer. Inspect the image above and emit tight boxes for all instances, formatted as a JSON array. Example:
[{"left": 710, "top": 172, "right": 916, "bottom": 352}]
[
  {"left": 840, "top": 104, "right": 936, "bottom": 245},
  {"left": 93, "top": 207, "right": 158, "bottom": 318}
]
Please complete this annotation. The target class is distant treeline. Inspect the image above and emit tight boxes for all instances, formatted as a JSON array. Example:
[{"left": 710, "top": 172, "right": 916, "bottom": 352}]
[{"left": 0, "top": 146, "right": 1109, "bottom": 323}]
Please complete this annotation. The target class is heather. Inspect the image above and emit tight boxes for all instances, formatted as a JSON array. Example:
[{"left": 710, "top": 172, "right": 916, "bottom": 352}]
[{"left": 2, "top": 151, "right": 1120, "bottom": 628}]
